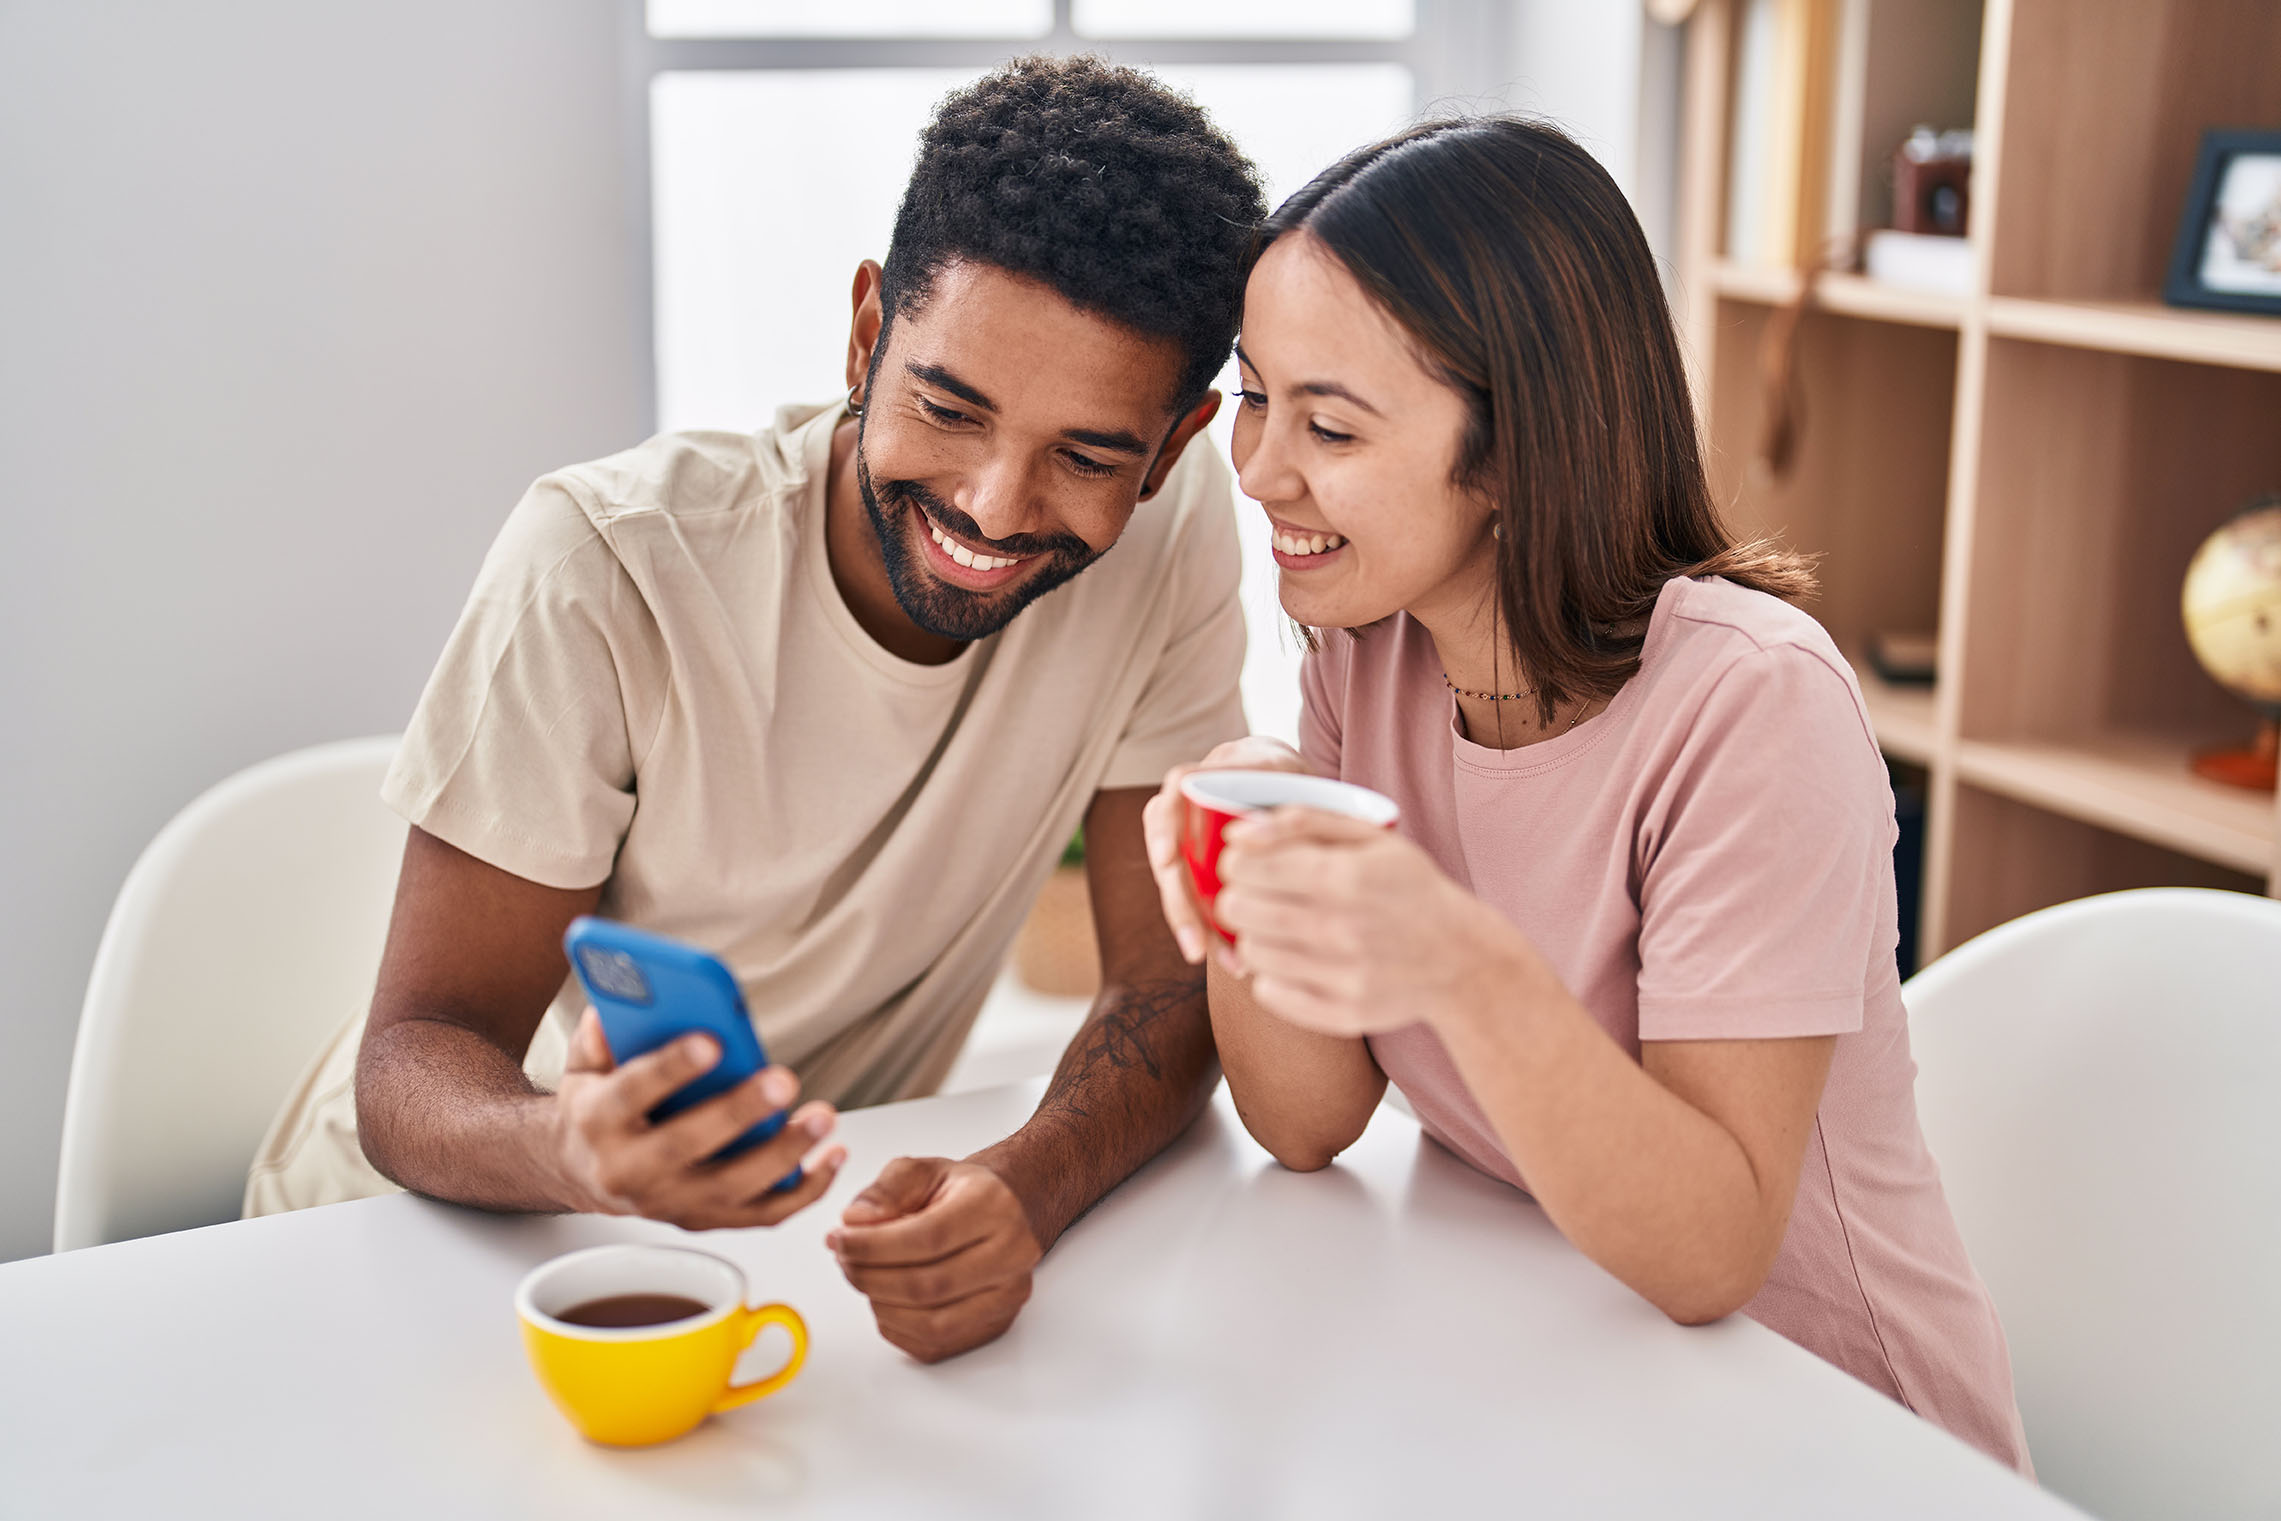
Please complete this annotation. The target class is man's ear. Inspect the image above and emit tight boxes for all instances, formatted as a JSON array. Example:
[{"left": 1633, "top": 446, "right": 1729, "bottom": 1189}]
[
  {"left": 845, "top": 259, "right": 885, "bottom": 395},
  {"left": 1138, "top": 390, "right": 1222, "bottom": 502}
]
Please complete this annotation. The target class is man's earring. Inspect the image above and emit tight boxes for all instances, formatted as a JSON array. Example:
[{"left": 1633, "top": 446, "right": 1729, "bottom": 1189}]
[{"left": 846, "top": 382, "right": 865, "bottom": 418}]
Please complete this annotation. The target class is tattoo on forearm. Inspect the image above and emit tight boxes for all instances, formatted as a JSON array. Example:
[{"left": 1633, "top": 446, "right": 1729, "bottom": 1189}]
[{"left": 1047, "top": 972, "right": 1206, "bottom": 1120}]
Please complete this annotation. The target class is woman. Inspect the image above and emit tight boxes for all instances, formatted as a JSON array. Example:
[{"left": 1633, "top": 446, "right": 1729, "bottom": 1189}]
[{"left": 1142, "top": 118, "right": 2030, "bottom": 1472}]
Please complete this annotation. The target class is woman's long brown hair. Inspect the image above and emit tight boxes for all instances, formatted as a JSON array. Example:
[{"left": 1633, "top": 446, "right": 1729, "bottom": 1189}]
[{"left": 1255, "top": 117, "right": 1814, "bottom": 724}]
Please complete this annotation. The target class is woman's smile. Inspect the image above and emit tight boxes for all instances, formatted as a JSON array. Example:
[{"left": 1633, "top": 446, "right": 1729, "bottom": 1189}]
[{"left": 1268, "top": 517, "right": 1349, "bottom": 570}]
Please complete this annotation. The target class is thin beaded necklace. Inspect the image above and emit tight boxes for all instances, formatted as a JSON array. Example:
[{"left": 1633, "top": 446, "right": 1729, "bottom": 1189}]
[
  {"left": 1443, "top": 672, "right": 1590, "bottom": 734},
  {"left": 1441, "top": 672, "right": 1533, "bottom": 703},
  {"left": 1463, "top": 517, "right": 1587, "bottom": 743}
]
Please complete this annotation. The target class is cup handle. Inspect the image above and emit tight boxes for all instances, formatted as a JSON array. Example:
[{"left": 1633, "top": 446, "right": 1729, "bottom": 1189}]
[{"left": 712, "top": 1302, "right": 809, "bottom": 1413}]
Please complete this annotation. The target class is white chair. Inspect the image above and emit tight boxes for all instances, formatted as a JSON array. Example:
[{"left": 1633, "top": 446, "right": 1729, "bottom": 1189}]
[
  {"left": 53, "top": 736, "right": 405, "bottom": 1252},
  {"left": 1905, "top": 887, "right": 2281, "bottom": 1521}
]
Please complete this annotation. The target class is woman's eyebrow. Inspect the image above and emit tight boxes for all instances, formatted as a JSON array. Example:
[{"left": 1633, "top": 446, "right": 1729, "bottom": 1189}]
[
  {"left": 1232, "top": 344, "right": 1382, "bottom": 416},
  {"left": 1292, "top": 380, "right": 1382, "bottom": 416}
]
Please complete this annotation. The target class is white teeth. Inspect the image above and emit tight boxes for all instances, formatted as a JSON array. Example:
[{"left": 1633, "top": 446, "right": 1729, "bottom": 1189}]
[
  {"left": 930, "top": 520, "right": 1022, "bottom": 572},
  {"left": 1273, "top": 530, "right": 1346, "bottom": 557}
]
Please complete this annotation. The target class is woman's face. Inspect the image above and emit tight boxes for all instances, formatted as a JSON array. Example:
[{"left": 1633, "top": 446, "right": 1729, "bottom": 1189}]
[{"left": 1231, "top": 233, "right": 1493, "bottom": 632}]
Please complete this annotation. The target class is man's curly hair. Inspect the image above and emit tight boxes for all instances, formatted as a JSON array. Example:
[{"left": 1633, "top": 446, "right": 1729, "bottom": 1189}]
[{"left": 880, "top": 55, "right": 1266, "bottom": 412}]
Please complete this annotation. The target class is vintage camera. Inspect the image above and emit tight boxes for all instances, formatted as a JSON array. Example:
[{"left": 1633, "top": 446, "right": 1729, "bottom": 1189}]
[{"left": 1892, "top": 126, "right": 1973, "bottom": 237}]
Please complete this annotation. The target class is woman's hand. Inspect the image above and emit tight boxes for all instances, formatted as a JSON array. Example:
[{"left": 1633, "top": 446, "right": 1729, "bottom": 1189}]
[
  {"left": 1141, "top": 736, "right": 1316, "bottom": 964},
  {"left": 1215, "top": 807, "right": 1531, "bottom": 1037}
]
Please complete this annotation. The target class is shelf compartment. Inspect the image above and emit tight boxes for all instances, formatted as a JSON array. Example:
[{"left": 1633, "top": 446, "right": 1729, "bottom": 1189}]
[
  {"left": 1712, "top": 262, "right": 1966, "bottom": 331},
  {"left": 1987, "top": 0, "right": 2281, "bottom": 303},
  {"left": 1706, "top": 298, "right": 1956, "bottom": 662},
  {"left": 1955, "top": 732, "right": 2276, "bottom": 877},
  {"left": 1986, "top": 297, "right": 2281, "bottom": 376},
  {"left": 1847, "top": 656, "right": 1938, "bottom": 765},
  {"left": 1939, "top": 781, "right": 2269, "bottom": 953},
  {"left": 1956, "top": 339, "right": 2281, "bottom": 746}
]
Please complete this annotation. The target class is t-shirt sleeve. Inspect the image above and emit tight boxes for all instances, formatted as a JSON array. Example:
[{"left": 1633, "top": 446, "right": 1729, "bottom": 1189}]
[
  {"left": 1634, "top": 645, "right": 1896, "bottom": 1041},
  {"left": 1297, "top": 635, "right": 1346, "bottom": 777},
  {"left": 1099, "top": 467, "right": 1250, "bottom": 791},
  {"left": 379, "top": 479, "right": 662, "bottom": 889}
]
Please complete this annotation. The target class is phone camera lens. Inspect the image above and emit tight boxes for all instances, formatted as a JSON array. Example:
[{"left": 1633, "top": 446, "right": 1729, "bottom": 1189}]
[{"left": 578, "top": 946, "right": 652, "bottom": 1005}]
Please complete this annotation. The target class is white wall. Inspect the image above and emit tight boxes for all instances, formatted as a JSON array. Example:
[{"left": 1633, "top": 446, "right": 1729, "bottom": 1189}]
[
  {"left": 1500, "top": 0, "right": 1682, "bottom": 275},
  {"left": 0, "top": 0, "right": 647, "bottom": 1260}
]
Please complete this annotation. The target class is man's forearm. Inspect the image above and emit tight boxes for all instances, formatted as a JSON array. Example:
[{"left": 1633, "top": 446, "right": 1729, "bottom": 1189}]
[
  {"left": 356, "top": 1015, "right": 584, "bottom": 1215},
  {"left": 970, "top": 969, "right": 1218, "bottom": 1251}
]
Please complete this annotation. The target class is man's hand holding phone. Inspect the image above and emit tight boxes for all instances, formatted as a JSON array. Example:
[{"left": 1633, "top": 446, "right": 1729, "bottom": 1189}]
[{"left": 553, "top": 1008, "right": 845, "bottom": 1230}]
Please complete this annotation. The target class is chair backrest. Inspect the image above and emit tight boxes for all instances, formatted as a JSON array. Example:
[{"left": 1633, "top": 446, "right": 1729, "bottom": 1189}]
[
  {"left": 1905, "top": 887, "right": 2281, "bottom": 1521},
  {"left": 53, "top": 736, "right": 405, "bottom": 1252}
]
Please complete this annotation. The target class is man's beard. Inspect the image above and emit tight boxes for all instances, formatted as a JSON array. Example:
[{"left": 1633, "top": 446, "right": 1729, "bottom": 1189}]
[{"left": 856, "top": 426, "right": 1105, "bottom": 643}]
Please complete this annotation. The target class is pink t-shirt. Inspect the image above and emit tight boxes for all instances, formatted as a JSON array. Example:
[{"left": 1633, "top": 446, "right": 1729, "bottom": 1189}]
[{"left": 1299, "top": 576, "right": 2030, "bottom": 1472}]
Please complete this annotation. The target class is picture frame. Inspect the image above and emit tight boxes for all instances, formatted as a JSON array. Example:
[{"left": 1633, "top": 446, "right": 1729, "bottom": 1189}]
[{"left": 2164, "top": 128, "right": 2281, "bottom": 317}]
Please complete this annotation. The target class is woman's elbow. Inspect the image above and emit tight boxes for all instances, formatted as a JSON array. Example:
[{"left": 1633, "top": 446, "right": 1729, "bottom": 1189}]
[
  {"left": 1230, "top": 1103, "right": 1354, "bottom": 1174},
  {"left": 1647, "top": 1260, "right": 1771, "bottom": 1327},
  {"left": 1658, "top": 1295, "right": 1743, "bottom": 1328},
  {"left": 1265, "top": 1141, "right": 1341, "bottom": 1173}
]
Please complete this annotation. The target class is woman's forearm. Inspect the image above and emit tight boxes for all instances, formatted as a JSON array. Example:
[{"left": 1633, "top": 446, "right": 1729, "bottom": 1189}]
[
  {"left": 1209, "top": 958, "right": 1385, "bottom": 1171},
  {"left": 1432, "top": 937, "right": 1829, "bottom": 1323}
]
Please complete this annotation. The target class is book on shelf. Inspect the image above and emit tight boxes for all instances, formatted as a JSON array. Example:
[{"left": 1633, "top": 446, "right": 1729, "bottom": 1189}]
[
  {"left": 1726, "top": 0, "right": 1836, "bottom": 267},
  {"left": 1867, "top": 630, "right": 1940, "bottom": 686},
  {"left": 1864, "top": 229, "right": 1973, "bottom": 293},
  {"left": 1725, "top": 0, "right": 1778, "bottom": 265}
]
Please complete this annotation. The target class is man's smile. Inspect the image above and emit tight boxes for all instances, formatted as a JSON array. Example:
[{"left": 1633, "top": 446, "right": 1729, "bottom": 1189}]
[{"left": 911, "top": 502, "right": 1039, "bottom": 590}]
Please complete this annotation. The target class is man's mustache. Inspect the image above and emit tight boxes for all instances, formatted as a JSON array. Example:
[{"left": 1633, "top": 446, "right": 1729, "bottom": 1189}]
[{"left": 877, "top": 478, "right": 1091, "bottom": 561}]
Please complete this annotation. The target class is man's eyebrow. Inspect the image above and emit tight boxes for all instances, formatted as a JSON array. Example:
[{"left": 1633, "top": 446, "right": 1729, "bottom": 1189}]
[
  {"left": 1231, "top": 344, "right": 1383, "bottom": 417},
  {"left": 906, "top": 362, "right": 995, "bottom": 412},
  {"left": 906, "top": 361, "right": 1149, "bottom": 456},
  {"left": 1063, "top": 427, "right": 1152, "bottom": 457}
]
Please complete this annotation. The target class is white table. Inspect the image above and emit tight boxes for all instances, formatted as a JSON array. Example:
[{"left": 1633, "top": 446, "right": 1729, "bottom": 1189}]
[{"left": 1, "top": 1083, "right": 2078, "bottom": 1519}]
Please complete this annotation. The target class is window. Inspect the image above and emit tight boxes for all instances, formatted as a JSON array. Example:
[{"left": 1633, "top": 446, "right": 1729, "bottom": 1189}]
[{"left": 637, "top": 0, "right": 1508, "bottom": 742}]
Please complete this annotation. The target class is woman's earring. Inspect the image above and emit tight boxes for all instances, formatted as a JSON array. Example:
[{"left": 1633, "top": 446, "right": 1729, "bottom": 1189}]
[
  {"left": 846, "top": 382, "right": 865, "bottom": 418},
  {"left": 1491, "top": 520, "right": 1502, "bottom": 541}
]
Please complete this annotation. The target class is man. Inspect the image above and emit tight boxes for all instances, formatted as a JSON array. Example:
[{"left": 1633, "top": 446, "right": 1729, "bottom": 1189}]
[{"left": 244, "top": 55, "right": 1266, "bottom": 1362}]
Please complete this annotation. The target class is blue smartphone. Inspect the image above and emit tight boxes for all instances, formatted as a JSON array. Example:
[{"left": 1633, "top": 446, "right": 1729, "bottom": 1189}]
[{"left": 562, "top": 916, "right": 798, "bottom": 1186}]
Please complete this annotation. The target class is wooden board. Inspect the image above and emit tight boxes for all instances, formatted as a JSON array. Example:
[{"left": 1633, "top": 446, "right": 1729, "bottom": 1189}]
[{"left": 1942, "top": 782, "right": 2266, "bottom": 948}]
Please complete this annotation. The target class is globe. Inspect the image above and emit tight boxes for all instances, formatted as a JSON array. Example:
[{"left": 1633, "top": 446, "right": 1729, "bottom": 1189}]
[{"left": 2180, "top": 494, "right": 2281, "bottom": 790}]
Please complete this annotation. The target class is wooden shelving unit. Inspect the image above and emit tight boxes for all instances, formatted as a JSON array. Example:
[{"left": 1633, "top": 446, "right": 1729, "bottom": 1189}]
[
  {"left": 1983, "top": 298, "right": 2281, "bottom": 374},
  {"left": 1678, "top": 0, "right": 2281, "bottom": 960},
  {"left": 1714, "top": 262, "right": 1967, "bottom": 331}
]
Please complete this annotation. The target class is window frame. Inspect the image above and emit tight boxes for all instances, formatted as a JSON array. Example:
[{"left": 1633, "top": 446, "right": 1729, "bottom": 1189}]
[{"left": 617, "top": 0, "right": 1512, "bottom": 425}]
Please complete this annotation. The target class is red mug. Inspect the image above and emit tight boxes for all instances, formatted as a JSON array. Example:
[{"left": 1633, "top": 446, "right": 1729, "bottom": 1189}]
[{"left": 1178, "top": 769, "right": 1402, "bottom": 942}]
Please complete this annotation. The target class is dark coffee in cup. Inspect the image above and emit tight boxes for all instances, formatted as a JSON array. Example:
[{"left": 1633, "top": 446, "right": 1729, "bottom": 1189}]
[{"left": 558, "top": 1293, "right": 712, "bottom": 1329}]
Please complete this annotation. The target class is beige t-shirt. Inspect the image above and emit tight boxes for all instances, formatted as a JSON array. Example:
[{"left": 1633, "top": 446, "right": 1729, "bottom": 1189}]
[{"left": 244, "top": 400, "right": 1246, "bottom": 1215}]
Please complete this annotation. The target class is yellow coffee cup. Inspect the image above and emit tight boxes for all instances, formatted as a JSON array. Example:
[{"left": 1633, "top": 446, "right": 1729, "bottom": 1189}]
[{"left": 514, "top": 1243, "right": 808, "bottom": 1447}]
